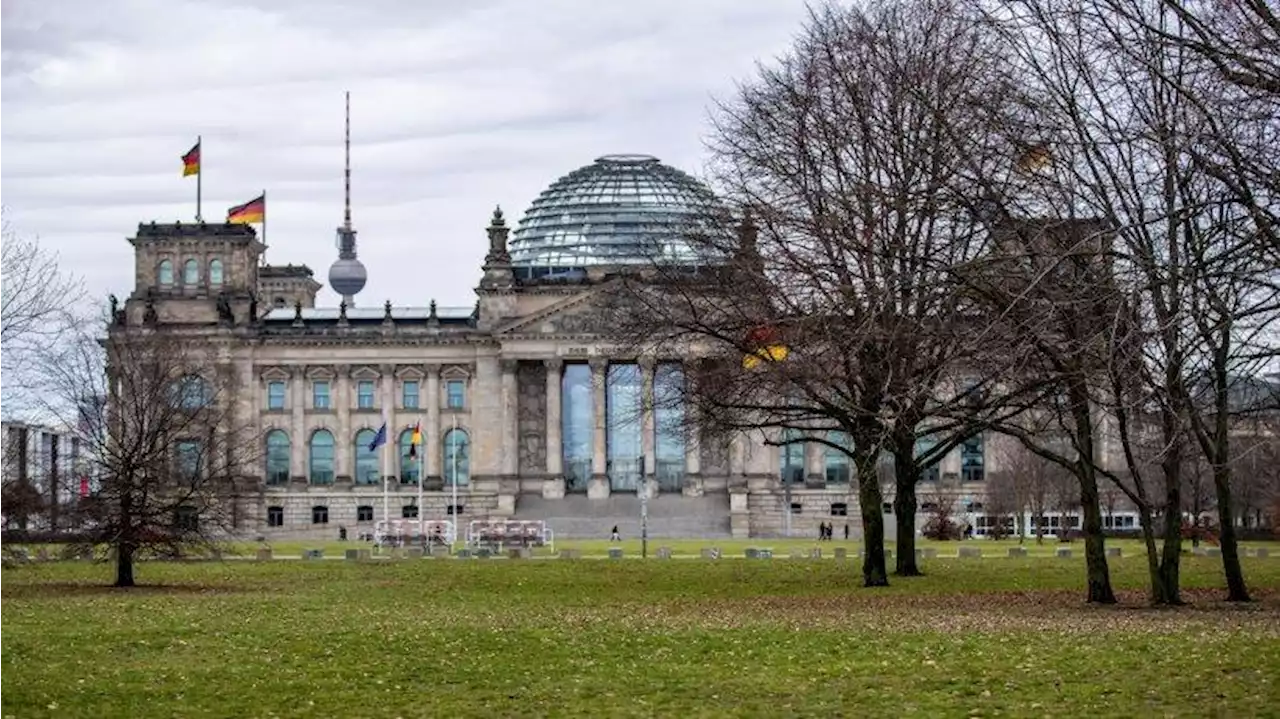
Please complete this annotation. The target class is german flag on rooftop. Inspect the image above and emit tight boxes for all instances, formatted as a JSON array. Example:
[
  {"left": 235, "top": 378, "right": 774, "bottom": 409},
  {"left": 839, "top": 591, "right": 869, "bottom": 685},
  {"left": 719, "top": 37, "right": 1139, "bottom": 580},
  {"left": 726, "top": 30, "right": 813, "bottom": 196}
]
[
  {"left": 227, "top": 194, "right": 265, "bottom": 224},
  {"left": 181, "top": 141, "right": 200, "bottom": 176}
]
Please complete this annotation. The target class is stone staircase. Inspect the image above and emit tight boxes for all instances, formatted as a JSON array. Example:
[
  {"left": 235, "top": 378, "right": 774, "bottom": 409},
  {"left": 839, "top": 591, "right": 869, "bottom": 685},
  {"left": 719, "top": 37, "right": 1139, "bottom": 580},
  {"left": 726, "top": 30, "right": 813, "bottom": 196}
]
[{"left": 513, "top": 493, "right": 732, "bottom": 539}]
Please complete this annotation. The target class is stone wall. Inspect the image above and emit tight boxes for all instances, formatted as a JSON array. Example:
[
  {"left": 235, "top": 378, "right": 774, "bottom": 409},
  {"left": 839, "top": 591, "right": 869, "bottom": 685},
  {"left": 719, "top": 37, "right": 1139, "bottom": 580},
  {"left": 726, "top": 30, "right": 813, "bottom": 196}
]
[
  {"left": 700, "top": 432, "right": 730, "bottom": 476},
  {"left": 517, "top": 361, "right": 547, "bottom": 475},
  {"left": 253, "top": 491, "right": 503, "bottom": 537},
  {"left": 746, "top": 489, "right": 863, "bottom": 538}
]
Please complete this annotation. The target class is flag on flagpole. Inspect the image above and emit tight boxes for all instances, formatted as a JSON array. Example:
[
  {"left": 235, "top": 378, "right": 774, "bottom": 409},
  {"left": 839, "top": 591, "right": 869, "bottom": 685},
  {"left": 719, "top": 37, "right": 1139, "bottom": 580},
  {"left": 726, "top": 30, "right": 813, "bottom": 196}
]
[
  {"left": 227, "top": 193, "right": 266, "bottom": 224},
  {"left": 181, "top": 141, "right": 201, "bottom": 176},
  {"left": 408, "top": 421, "right": 422, "bottom": 458},
  {"left": 367, "top": 422, "right": 388, "bottom": 452}
]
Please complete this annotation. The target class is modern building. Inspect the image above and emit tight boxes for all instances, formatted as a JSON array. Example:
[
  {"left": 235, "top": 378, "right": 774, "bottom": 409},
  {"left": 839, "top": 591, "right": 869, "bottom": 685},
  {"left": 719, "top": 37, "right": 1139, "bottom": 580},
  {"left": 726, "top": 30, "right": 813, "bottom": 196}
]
[
  {"left": 110, "top": 152, "right": 1119, "bottom": 540},
  {"left": 1, "top": 420, "right": 89, "bottom": 530}
]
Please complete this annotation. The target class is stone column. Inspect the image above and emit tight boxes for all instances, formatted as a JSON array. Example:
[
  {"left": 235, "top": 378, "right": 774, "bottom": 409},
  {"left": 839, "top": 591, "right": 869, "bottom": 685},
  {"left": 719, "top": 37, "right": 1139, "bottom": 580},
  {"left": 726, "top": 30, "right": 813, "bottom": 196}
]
[
  {"left": 500, "top": 359, "right": 519, "bottom": 478},
  {"left": 639, "top": 357, "right": 656, "bottom": 480},
  {"left": 588, "top": 357, "right": 610, "bottom": 499},
  {"left": 544, "top": 359, "right": 563, "bottom": 477},
  {"left": 290, "top": 367, "right": 306, "bottom": 481},
  {"left": 335, "top": 365, "right": 351, "bottom": 484},
  {"left": 683, "top": 426, "right": 703, "bottom": 497},
  {"left": 425, "top": 364, "right": 441, "bottom": 480},
  {"left": 806, "top": 436, "right": 825, "bottom": 487}
]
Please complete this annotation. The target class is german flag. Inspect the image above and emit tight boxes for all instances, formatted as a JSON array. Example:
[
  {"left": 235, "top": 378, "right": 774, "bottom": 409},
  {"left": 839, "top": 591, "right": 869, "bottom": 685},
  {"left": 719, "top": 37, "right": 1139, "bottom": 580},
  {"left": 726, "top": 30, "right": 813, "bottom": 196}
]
[
  {"left": 408, "top": 422, "right": 422, "bottom": 459},
  {"left": 181, "top": 141, "right": 201, "bottom": 176},
  {"left": 227, "top": 194, "right": 265, "bottom": 224}
]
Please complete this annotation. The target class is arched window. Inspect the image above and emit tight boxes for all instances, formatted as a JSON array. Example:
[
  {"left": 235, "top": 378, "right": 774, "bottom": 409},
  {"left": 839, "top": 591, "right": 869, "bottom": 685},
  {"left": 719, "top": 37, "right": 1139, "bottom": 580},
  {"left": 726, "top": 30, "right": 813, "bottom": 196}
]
[
  {"left": 209, "top": 259, "right": 224, "bottom": 286},
  {"left": 172, "top": 375, "right": 211, "bottom": 409},
  {"left": 265, "top": 430, "right": 290, "bottom": 485},
  {"left": 399, "top": 429, "right": 420, "bottom": 485},
  {"left": 443, "top": 428, "right": 470, "bottom": 486},
  {"left": 158, "top": 259, "right": 174, "bottom": 286},
  {"left": 308, "top": 430, "right": 335, "bottom": 485},
  {"left": 824, "top": 431, "right": 851, "bottom": 484},
  {"left": 780, "top": 429, "right": 805, "bottom": 485},
  {"left": 183, "top": 259, "right": 199, "bottom": 284},
  {"left": 354, "top": 429, "right": 379, "bottom": 485}
]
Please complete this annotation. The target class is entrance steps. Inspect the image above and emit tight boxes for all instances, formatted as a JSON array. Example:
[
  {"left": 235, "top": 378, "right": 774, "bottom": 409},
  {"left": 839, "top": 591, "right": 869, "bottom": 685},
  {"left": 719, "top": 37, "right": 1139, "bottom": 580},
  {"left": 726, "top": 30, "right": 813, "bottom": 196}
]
[{"left": 513, "top": 493, "right": 732, "bottom": 539}]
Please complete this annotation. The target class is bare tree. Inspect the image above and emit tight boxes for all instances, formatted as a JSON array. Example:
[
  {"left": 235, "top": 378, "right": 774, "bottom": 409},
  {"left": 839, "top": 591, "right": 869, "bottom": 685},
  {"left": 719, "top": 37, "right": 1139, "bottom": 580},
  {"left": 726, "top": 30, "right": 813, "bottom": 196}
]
[
  {"left": 36, "top": 323, "right": 259, "bottom": 587},
  {"left": 1, "top": 210, "right": 85, "bottom": 416},
  {"left": 603, "top": 0, "right": 1020, "bottom": 586}
]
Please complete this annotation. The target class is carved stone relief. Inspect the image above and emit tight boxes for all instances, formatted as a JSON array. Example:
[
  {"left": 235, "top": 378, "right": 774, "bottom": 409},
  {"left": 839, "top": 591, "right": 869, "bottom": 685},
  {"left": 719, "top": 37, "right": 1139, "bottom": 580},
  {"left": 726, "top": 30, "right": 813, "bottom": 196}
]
[{"left": 517, "top": 362, "right": 548, "bottom": 475}]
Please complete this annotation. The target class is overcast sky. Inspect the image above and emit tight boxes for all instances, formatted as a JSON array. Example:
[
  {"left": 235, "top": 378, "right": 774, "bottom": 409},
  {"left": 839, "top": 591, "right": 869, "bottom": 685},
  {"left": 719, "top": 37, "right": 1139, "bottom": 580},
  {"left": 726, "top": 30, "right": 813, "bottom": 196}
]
[{"left": 2, "top": 0, "right": 812, "bottom": 309}]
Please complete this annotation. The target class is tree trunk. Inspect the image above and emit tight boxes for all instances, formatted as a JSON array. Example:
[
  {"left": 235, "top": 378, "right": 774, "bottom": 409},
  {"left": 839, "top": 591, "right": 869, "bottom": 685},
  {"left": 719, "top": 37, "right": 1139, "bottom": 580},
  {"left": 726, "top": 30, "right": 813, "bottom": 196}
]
[
  {"left": 1068, "top": 382, "right": 1116, "bottom": 605},
  {"left": 1156, "top": 423, "right": 1184, "bottom": 606},
  {"left": 114, "top": 542, "right": 135, "bottom": 588},
  {"left": 856, "top": 460, "right": 889, "bottom": 587},
  {"left": 891, "top": 435, "right": 922, "bottom": 576},
  {"left": 1213, "top": 465, "right": 1250, "bottom": 602}
]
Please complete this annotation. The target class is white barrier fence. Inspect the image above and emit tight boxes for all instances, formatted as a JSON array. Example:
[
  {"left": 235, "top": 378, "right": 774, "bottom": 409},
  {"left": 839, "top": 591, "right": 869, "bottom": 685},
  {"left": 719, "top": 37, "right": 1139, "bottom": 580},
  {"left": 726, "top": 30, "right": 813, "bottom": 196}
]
[
  {"left": 466, "top": 520, "right": 554, "bottom": 552},
  {"left": 373, "top": 519, "right": 456, "bottom": 548}
]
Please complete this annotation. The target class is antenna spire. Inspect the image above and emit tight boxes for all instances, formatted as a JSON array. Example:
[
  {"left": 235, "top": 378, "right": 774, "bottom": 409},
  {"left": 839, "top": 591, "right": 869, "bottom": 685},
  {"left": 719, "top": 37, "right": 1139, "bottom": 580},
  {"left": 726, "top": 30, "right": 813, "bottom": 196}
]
[{"left": 343, "top": 91, "right": 352, "bottom": 230}]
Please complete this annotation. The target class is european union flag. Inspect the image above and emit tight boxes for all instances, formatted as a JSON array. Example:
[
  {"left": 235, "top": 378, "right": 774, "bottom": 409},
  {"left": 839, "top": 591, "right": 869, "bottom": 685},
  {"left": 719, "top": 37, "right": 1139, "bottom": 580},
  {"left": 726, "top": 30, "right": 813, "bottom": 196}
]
[{"left": 367, "top": 423, "right": 388, "bottom": 452}]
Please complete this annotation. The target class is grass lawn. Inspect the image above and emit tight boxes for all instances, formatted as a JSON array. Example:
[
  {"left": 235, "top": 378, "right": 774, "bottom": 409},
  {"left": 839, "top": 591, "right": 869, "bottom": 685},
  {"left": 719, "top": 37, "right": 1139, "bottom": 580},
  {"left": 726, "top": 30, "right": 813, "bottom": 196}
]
[{"left": 3, "top": 555, "right": 1279, "bottom": 717}]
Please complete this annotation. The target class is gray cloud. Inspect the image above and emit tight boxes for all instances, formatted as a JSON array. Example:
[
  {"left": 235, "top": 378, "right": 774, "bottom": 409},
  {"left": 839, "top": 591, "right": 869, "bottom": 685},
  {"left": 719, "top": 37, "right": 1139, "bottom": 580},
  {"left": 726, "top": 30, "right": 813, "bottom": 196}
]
[{"left": 1, "top": 0, "right": 810, "bottom": 308}]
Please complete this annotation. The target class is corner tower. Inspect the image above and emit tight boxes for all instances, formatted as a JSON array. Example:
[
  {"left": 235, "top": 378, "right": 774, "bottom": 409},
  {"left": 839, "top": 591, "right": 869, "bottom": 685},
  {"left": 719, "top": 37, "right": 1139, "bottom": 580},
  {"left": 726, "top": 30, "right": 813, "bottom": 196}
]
[{"left": 327, "top": 91, "right": 368, "bottom": 306}]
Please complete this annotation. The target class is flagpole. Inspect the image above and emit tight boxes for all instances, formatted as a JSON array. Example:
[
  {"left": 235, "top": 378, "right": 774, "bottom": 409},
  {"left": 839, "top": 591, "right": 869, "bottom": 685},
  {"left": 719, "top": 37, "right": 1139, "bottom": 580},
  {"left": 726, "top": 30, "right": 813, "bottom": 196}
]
[
  {"left": 451, "top": 413, "right": 458, "bottom": 544},
  {"left": 381, "top": 410, "right": 389, "bottom": 530},
  {"left": 261, "top": 189, "right": 268, "bottom": 261},
  {"left": 416, "top": 418, "right": 423, "bottom": 535},
  {"left": 195, "top": 135, "right": 203, "bottom": 222}
]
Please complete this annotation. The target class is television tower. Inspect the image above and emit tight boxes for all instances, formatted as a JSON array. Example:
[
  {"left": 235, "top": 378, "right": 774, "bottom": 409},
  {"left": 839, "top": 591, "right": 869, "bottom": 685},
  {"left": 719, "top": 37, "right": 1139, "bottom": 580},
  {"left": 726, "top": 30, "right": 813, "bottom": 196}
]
[{"left": 327, "top": 91, "right": 368, "bottom": 306}]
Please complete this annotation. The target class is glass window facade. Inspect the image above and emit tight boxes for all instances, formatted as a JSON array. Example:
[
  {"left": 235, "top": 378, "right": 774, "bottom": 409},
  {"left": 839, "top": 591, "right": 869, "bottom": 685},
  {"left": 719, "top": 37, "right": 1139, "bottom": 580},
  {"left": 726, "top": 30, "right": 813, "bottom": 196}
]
[
  {"left": 443, "top": 429, "right": 470, "bottom": 486},
  {"left": 508, "top": 155, "right": 726, "bottom": 268},
  {"left": 402, "top": 381, "right": 419, "bottom": 409},
  {"left": 267, "top": 506, "right": 284, "bottom": 527},
  {"left": 357, "top": 380, "right": 375, "bottom": 409},
  {"left": 961, "top": 434, "right": 985, "bottom": 482},
  {"left": 175, "top": 440, "right": 201, "bottom": 480},
  {"left": 183, "top": 259, "right": 199, "bottom": 284},
  {"left": 606, "top": 363, "right": 642, "bottom": 491},
  {"left": 267, "top": 381, "right": 286, "bottom": 410},
  {"left": 446, "top": 380, "right": 466, "bottom": 409},
  {"left": 354, "top": 429, "right": 378, "bottom": 485},
  {"left": 780, "top": 430, "right": 805, "bottom": 484},
  {"left": 916, "top": 435, "right": 941, "bottom": 482},
  {"left": 209, "top": 259, "right": 224, "bottom": 286},
  {"left": 824, "top": 431, "right": 851, "bottom": 484},
  {"left": 158, "top": 259, "right": 174, "bottom": 285},
  {"left": 653, "top": 362, "right": 686, "bottom": 491},
  {"left": 265, "top": 430, "right": 290, "bottom": 485},
  {"left": 561, "top": 364, "right": 593, "bottom": 491},
  {"left": 399, "top": 429, "right": 420, "bottom": 484},
  {"left": 173, "top": 375, "right": 210, "bottom": 409},
  {"left": 309, "top": 430, "right": 335, "bottom": 484}
]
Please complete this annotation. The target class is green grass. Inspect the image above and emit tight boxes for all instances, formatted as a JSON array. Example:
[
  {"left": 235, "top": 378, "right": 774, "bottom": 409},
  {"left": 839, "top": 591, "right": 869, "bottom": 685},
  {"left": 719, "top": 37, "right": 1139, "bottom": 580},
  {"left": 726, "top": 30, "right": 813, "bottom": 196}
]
[{"left": 3, "top": 555, "right": 1279, "bottom": 717}]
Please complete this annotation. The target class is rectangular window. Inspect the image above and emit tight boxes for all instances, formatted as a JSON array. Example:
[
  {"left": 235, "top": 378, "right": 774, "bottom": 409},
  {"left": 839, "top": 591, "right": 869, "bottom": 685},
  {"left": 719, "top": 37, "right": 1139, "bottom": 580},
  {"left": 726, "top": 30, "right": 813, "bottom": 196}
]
[
  {"left": 175, "top": 441, "right": 201, "bottom": 481},
  {"left": 402, "top": 380, "right": 419, "bottom": 409},
  {"left": 312, "top": 506, "right": 329, "bottom": 524},
  {"left": 267, "top": 381, "right": 286, "bottom": 410},
  {"left": 357, "top": 380, "right": 375, "bottom": 409},
  {"left": 831, "top": 502, "right": 849, "bottom": 517},
  {"left": 174, "top": 506, "right": 199, "bottom": 531},
  {"left": 789, "top": 502, "right": 803, "bottom": 515},
  {"left": 402, "top": 505, "right": 419, "bottom": 519},
  {"left": 447, "top": 504, "right": 465, "bottom": 516},
  {"left": 313, "top": 381, "right": 331, "bottom": 409},
  {"left": 357, "top": 505, "right": 374, "bottom": 522},
  {"left": 446, "top": 380, "right": 465, "bottom": 409},
  {"left": 267, "top": 506, "right": 284, "bottom": 527}
]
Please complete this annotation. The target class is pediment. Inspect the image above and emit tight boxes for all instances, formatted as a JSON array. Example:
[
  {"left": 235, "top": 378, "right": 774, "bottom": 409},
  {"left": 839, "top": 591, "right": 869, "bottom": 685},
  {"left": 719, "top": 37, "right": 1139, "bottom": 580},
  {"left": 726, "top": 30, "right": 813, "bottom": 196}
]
[
  {"left": 441, "top": 365, "right": 471, "bottom": 380},
  {"left": 260, "top": 366, "right": 291, "bottom": 382},
  {"left": 499, "top": 289, "right": 612, "bottom": 336},
  {"left": 350, "top": 365, "right": 382, "bottom": 380},
  {"left": 305, "top": 365, "right": 336, "bottom": 380},
  {"left": 395, "top": 365, "right": 426, "bottom": 380}
]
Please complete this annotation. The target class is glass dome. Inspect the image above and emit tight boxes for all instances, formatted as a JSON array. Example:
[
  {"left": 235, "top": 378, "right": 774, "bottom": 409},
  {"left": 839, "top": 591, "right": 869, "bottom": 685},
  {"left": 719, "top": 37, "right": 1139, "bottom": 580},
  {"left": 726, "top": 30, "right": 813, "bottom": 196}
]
[{"left": 509, "top": 154, "right": 724, "bottom": 268}]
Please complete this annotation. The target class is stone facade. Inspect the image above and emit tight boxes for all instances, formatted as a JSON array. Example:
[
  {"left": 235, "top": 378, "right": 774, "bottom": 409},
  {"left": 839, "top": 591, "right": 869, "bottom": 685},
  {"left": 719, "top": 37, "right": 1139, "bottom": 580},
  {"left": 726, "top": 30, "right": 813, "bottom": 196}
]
[{"left": 108, "top": 214, "right": 1139, "bottom": 541}]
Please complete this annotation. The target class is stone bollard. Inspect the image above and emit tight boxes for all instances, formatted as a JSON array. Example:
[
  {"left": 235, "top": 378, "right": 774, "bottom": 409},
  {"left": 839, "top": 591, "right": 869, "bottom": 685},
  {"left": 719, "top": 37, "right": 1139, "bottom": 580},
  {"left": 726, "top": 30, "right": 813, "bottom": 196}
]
[
  {"left": 759, "top": 548, "right": 773, "bottom": 559},
  {"left": 922, "top": 548, "right": 938, "bottom": 559},
  {"left": 1106, "top": 547, "right": 1122, "bottom": 558},
  {"left": 656, "top": 547, "right": 673, "bottom": 559},
  {"left": 302, "top": 549, "right": 324, "bottom": 560},
  {"left": 1191, "top": 547, "right": 1208, "bottom": 557},
  {"left": 608, "top": 547, "right": 623, "bottom": 559},
  {"left": 345, "top": 549, "right": 360, "bottom": 561},
  {"left": 1007, "top": 547, "right": 1027, "bottom": 558},
  {"left": 256, "top": 548, "right": 273, "bottom": 561},
  {"left": 959, "top": 547, "right": 983, "bottom": 558},
  {"left": 701, "top": 547, "right": 721, "bottom": 560},
  {"left": 1055, "top": 548, "right": 1072, "bottom": 559},
  {"left": 1206, "top": 547, "right": 1222, "bottom": 557},
  {"left": 834, "top": 548, "right": 848, "bottom": 561},
  {"left": 1255, "top": 548, "right": 1270, "bottom": 559},
  {"left": 456, "top": 548, "right": 473, "bottom": 559},
  {"left": 810, "top": 548, "right": 822, "bottom": 559},
  {"left": 745, "top": 548, "right": 760, "bottom": 559},
  {"left": 559, "top": 549, "right": 581, "bottom": 560},
  {"left": 405, "top": 547, "right": 423, "bottom": 559},
  {"left": 790, "top": 549, "right": 805, "bottom": 560}
]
